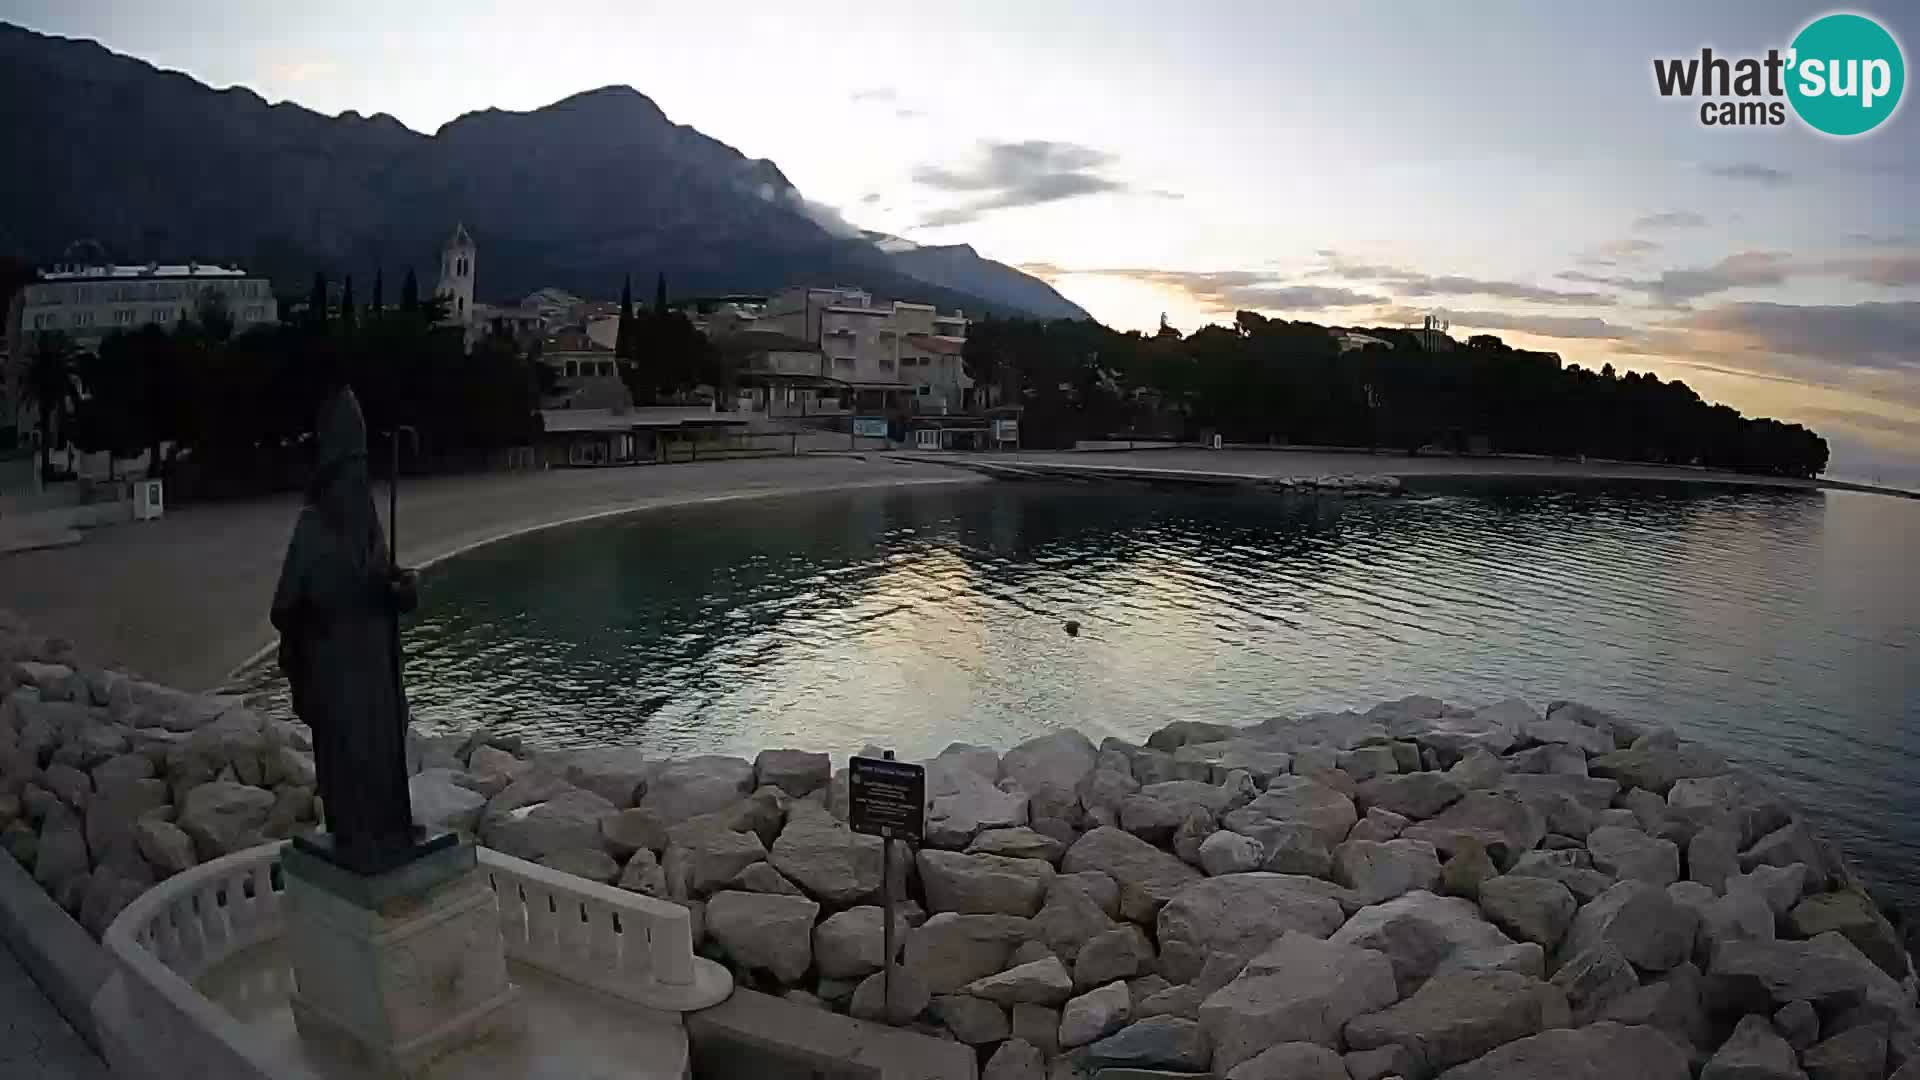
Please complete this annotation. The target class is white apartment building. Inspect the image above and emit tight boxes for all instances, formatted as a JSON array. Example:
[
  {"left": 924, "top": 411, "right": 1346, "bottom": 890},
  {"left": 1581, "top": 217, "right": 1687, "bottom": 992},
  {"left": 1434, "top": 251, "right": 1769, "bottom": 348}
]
[{"left": 760, "top": 286, "right": 973, "bottom": 414}]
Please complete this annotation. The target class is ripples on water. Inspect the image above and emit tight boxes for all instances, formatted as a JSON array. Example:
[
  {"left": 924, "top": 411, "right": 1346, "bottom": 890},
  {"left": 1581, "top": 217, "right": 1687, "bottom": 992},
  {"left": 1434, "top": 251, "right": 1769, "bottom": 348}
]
[{"left": 240, "top": 480, "right": 1919, "bottom": 907}]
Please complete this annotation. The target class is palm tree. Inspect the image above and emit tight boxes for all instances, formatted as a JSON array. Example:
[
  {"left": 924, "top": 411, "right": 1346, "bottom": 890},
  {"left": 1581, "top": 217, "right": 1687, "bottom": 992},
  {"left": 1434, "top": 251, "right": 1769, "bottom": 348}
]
[{"left": 26, "top": 331, "right": 80, "bottom": 482}]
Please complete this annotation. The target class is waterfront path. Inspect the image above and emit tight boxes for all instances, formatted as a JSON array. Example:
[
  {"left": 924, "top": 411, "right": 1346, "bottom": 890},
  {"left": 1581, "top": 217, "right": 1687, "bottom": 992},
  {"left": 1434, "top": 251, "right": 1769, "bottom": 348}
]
[
  {"left": 0, "top": 942, "right": 107, "bottom": 1079},
  {"left": 0, "top": 454, "right": 980, "bottom": 692}
]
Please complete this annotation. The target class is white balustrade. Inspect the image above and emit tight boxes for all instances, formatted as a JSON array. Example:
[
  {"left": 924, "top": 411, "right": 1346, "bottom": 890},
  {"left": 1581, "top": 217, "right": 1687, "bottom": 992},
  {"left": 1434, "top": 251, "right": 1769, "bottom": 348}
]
[{"left": 477, "top": 848, "right": 731, "bottom": 1012}]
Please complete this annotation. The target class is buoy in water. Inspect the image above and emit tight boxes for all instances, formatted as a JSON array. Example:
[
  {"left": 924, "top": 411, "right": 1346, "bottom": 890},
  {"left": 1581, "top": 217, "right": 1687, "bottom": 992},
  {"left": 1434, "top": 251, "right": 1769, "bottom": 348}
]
[{"left": 1064, "top": 620, "right": 1081, "bottom": 637}]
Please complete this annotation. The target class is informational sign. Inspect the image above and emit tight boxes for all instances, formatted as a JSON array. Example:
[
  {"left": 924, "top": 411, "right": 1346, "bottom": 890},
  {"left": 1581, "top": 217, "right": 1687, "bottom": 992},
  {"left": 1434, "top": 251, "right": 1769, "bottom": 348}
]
[
  {"left": 853, "top": 416, "right": 890, "bottom": 439},
  {"left": 134, "top": 479, "right": 165, "bottom": 521},
  {"left": 992, "top": 418, "right": 1019, "bottom": 442},
  {"left": 848, "top": 756, "right": 926, "bottom": 842}
]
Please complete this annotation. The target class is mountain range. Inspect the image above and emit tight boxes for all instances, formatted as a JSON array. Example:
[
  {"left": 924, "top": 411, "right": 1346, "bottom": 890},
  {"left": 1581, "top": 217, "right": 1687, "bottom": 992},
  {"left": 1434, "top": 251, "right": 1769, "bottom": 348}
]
[{"left": 0, "top": 22, "right": 1089, "bottom": 320}]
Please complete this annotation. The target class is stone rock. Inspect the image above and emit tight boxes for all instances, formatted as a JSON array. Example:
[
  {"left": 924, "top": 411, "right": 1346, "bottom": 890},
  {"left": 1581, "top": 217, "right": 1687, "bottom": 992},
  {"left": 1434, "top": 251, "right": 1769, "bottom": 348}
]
[
  {"left": 1508, "top": 742, "right": 1590, "bottom": 777},
  {"left": 177, "top": 781, "right": 274, "bottom": 860},
  {"left": 1030, "top": 872, "right": 1120, "bottom": 965},
  {"left": 78, "top": 868, "right": 147, "bottom": 937},
  {"left": 1596, "top": 962, "right": 1712, "bottom": 1057},
  {"left": 1701, "top": 1013, "right": 1804, "bottom": 1080},
  {"left": 768, "top": 803, "right": 890, "bottom": 904},
  {"left": 133, "top": 818, "right": 195, "bottom": 875},
  {"left": 1801, "top": 1024, "right": 1887, "bottom": 1080},
  {"left": 1690, "top": 826, "right": 1743, "bottom": 893},
  {"left": 1085, "top": 1015, "right": 1211, "bottom": 1072},
  {"left": 1669, "top": 773, "right": 1793, "bottom": 847},
  {"left": 1222, "top": 777, "right": 1357, "bottom": 853},
  {"left": 1788, "top": 889, "right": 1909, "bottom": 980},
  {"left": 1007, "top": 1002, "right": 1059, "bottom": 1055},
  {"left": 1174, "top": 738, "right": 1294, "bottom": 786},
  {"left": 84, "top": 776, "right": 167, "bottom": 860},
  {"left": 753, "top": 749, "right": 830, "bottom": 797},
  {"left": 813, "top": 905, "right": 909, "bottom": 979},
  {"left": 1590, "top": 744, "right": 1729, "bottom": 796},
  {"left": 849, "top": 966, "right": 931, "bottom": 1024},
  {"left": 91, "top": 752, "right": 154, "bottom": 786},
  {"left": 1334, "top": 838, "right": 1442, "bottom": 905},
  {"left": 538, "top": 848, "right": 621, "bottom": 884},
  {"left": 481, "top": 788, "right": 618, "bottom": 862},
  {"left": 964, "top": 956, "right": 1075, "bottom": 1006},
  {"left": 617, "top": 849, "right": 667, "bottom": 897},
  {"left": 33, "top": 804, "right": 89, "bottom": 890},
  {"left": 1434, "top": 941, "right": 1548, "bottom": 981},
  {"left": 1136, "top": 983, "right": 1204, "bottom": 1021},
  {"left": 1347, "top": 1043, "right": 1422, "bottom": 1080},
  {"left": 705, "top": 889, "right": 818, "bottom": 984},
  {"left": 1198, "top": 830, "right": 1265, "bottom": 876},
  {"left": 1587, "top": 826, "right": 1680, "bottom": 887},
  {"left": 1081, "top": 767, "right": 1140, "bottom": 828},
  {"left": 482, "top": 770, "right": 574, "bottom": 821},
  {"left": 1699, "top": 887, "right": 1779, "bottom": 956},
  {"left": 599, "top": 806, "right": 670, "bottom": 857},
  {"left": 664, "top": 822, "right": 769, "bottom": 897},
  {"left": 1349, "top": 806, "right": 1411, "bottom": 844},
  {"left": 464, "top": 744, "right": 527, "bottom": 795},
  {"left": 42, "top": 762, "right": 91, "bottom": 810},
  {"left": 932, "top": 993, "right": 1009, "bottom": 1044},
  {"left": 1477, "top": 876, "right": 1576, "bottom": 948},
  {"left": 906, "top": 912, "right": 1032, "bottom": 992},
  {"left": 1256, "top": 823, "right": 1334, "bottom": 878},
  {"left": 970, "top": 827, "right": 1068, "bottom": 863},
  {"left": 1328, "top": 889, "right": 1518, "bottom": 994},
  {"left": 1062, "top": 827, "right": 1203, "bottom": 924},
  {"left": 1774, "top": 1000, "right": 1820, "bottom": 1052},
  {"left": 1198, "top": 931, "right": 1397, "bottom": 1070},
  {"left": 728, "top": 861, "right": 802, "bottom": 895},
  {"left": 983, "top": 1038, "right": 1046, "bottom": 1080},
  {"left": 1139, "top": 779, "right": 1244, "bottom": 818},
  {"left": 1562, "top": 881, "right": 1699, "bottom": 973},
  {"left": 1346, "top": 970, "right": 1570, "bottom": 1075},
  {"left": 408, "top": 769, "right": 486, "bottom": 834},
  {"left": 1148, "top": 720, "right": 1243, "bottom": 752},
  {"left": 1158, "top": 873, "right": 1349, "bottom": 983},
  {"left": 1440, "top": 838, "right": 1501, "bottom": 900},
  {"left": 3, "top": 820, "right": 38, "bottom": 867},
  {"left": 1002, "top": 730, "right": 1098, "bottom": 822},
  {"left": 639, "top": 755, "right": 754, "bottom": 823},
  {"left": 1551, "top": 944, "right": 1642, "bottom": 1022},
  {"left": 917, "top": 849, "right": 1054, "bottom": 916},
  {"left": 1060, "top": 981, "right": 1132, "bottom": 1048},
  {"left": 1727, "top": 863, "right": 1812, "bottom": 918},
  {"left": 1437, "top": 1021, "right": 1692, "bottom": 1080},
  {"left": 1706, "top": 932, "right": 1909, "bottom": 1017},
  {"left": 1118, "top": 794, "right": 1189, "bottom": 846},
  {"left": 1224, "top": 1041, "right": 1350, "bottom": 1080},
  {"left": 1075, "top": 925, "right": 1155, "bottom": 990},
  {"left": 1508, "top": 848, "right": 1614, "bottom": 903},
  {"left": 1357, "top": 771, "right": 1466, "bottom": 820},
  {"left": 1521, "top": 714, "right": 1616, "bottom": 756},
  {"left": 926, "top": 748, "right": 1028, "bottom": 847},
  {"left": 1401, "top": 793, "right": 1545, "bottom": 870},
  {"left": 1337, "top": 744, "right": 1400, "bottom": 783}
]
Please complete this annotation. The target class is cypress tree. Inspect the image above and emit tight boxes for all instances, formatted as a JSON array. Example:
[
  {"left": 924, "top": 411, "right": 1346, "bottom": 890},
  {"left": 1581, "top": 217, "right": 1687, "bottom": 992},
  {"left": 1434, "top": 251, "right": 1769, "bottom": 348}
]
[
  {"left": 370, "top": 269, "right": 384, "bottom": 314},
  {"left": 654, "top": 271, "right": 667, "bottom": 314},
  {"left": 400, "top": 267, "right": 419, "bottom": 312},
  {"left": 617, "top": 274, "right": 634, "bottom": 359},
  {"left": 340, "top": 275, "right": 356, "bottom": 334},
  {"left": 309, "top": 272, "right": 327, "bottom": 328}
]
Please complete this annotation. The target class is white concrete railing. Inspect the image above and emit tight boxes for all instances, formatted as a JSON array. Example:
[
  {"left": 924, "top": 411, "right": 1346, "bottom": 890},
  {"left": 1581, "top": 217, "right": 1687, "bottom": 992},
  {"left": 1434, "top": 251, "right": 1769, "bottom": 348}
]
[
  {"left": 95, "top": 841, "right": 732, "bottom": 1080},
  {"left": 478, "top": 847, "right": 732, "bottom": 1012}
]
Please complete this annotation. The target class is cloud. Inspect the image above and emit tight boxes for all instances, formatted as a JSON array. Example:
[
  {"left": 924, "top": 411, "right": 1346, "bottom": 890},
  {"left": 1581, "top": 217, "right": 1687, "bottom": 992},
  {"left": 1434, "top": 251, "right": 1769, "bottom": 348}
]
[
  {"left": 1817, "top": 253, "right": 1920, "bottom": 287},
  {"left": 1575, "top": 237, "right": 1661, "bottom": 267},
  {"left": 1704, "top": 162, "right": 1793, "bottom": 186},
  {"left": 1021, "top": 264, "right": 1384, "bottom": 312},
  {"left": 1318, "top": 254, "right": 1615, "bottom": 306},
  {"left": 1665, "top": 301, "right": 1920, "bottom": 372},
  {"left": 1646, "top": 251, "right": 1792, "bottom": 304},
  {"left": 1633, "top": 210, "right": 1709, "bottom": 230},
  {"left": 858, "top": 192, "right": 882, "bottom": 204},
  {"left": 1418, "top": 309, "right": 1637, "bottom": 341},
  {"left": 912, "top": 140, "right": 1170, "bottom": 226},
  {"left": 849, "top": 87, "right": 897, "bottom": 103},
  {"left": 750, "top": 181, "right": 865, "bottom": 239},
  {"left": 268, "top": 59, "right": 338, "bottom": 83},
  {"left": 895, "top": 108, "right": 926, "bottom": 120}
]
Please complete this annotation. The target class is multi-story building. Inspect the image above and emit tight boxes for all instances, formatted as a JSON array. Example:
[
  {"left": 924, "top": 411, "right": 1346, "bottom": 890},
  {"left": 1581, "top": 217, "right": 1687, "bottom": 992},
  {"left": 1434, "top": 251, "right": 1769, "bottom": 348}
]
[
  {"left": 759, "top": 286, "right": 973, "bottom": 414},
  {"left": 4, "top": 262, "right": 278, "bottom": 440}
]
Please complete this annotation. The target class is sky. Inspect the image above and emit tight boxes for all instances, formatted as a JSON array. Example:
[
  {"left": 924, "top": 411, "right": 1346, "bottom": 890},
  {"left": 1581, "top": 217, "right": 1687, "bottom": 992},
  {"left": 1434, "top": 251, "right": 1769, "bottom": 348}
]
[{"left": 4, "top": 0, "right": 1919, "bottom": 485}]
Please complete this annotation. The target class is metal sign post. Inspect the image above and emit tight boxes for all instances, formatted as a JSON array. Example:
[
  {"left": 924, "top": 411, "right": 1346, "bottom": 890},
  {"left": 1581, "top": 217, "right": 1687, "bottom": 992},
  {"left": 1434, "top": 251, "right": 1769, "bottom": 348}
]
[{"left": 848, "top": 752, "right": 926, "bottom": 1025}]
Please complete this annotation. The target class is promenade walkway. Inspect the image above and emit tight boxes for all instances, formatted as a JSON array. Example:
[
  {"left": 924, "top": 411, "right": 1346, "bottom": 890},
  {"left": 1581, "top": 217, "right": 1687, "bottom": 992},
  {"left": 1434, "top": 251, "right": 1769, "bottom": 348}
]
[
  {"left": 0, "top": 942, "right": 107, "bottom": 1079},
  {"left": 0, "top": 454, "right": 977, "bottom": 692}
]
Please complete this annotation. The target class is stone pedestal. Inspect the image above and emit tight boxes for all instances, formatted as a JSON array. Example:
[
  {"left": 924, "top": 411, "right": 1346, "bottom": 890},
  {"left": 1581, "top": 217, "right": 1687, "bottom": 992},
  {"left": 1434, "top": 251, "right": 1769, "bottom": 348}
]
[{"left": 283, "top": 839, "right": 522, "bottom": 1078}]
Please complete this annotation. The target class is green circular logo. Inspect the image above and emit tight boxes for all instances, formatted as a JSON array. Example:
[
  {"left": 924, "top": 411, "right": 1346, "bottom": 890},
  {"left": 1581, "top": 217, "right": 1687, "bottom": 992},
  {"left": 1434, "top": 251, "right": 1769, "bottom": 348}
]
[{"left": 1787, "top": 12, "right": 1905, "bottom": 136}]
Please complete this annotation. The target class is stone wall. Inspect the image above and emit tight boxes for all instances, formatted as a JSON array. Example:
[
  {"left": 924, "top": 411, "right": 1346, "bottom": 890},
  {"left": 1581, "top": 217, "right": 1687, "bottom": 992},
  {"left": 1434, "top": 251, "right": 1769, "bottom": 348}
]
[{"left": 2, "top": 607, "right": 1918, "bottom": 1079}]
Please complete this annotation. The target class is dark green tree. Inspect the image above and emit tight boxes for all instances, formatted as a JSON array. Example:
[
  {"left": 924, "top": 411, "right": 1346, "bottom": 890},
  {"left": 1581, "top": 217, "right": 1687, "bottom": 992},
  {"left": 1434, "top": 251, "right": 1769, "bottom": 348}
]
[
  {"left": 400, "top": 267, "right": 420, "bottom": 312},
  {"left": 654, "top": 271, "right": 667, "bottom": 314},
  {"left": 370, "top": 269, "right": 384, "bottom": 315},
  {"left": 616, "top": 274, "right": 634, "bottom": 360},
  {"left": 340, "top": 275, "right": 357, "bottom": 335},
  {"left": 24, "top": 332, "right": 80, "bottom": 480}
]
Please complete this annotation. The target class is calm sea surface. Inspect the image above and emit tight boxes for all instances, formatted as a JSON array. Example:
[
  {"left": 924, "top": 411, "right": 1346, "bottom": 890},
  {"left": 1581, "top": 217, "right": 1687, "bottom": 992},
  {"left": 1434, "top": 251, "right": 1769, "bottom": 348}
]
[{"left": 242, "top": 480, "right": 1919, "bottom": 908}]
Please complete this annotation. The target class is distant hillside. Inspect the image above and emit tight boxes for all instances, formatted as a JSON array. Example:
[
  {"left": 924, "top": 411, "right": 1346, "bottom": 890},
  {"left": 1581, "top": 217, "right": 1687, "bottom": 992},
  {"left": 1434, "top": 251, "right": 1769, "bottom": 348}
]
[
  {"left": 0, "top": 22, "right": 1078, "bottom": 318},
  {"left": 868, "top": 233, "right": 1090, "bottom": 320}
]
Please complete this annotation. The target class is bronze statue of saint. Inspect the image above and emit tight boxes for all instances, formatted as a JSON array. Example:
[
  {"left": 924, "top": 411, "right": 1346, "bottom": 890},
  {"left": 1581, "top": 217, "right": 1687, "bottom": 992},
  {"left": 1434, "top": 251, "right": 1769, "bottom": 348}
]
[{"left": 271, "top": 387, "right": 423, "bottom": 873}]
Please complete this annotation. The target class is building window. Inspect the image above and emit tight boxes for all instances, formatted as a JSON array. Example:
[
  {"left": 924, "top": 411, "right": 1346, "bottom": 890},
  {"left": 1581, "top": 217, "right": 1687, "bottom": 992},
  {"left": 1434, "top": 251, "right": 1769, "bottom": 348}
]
[
  {"left": 565, "top": 361, "right": 578, "bottom": 378},
  {"left": 834, "top": 357, "right": 855, "bottom": 369},
  {"left": 115, "top": 309, "right": 134, "bottom": 325},
  {"left": 458, "top": 296, "right": 465, "bottom": 312},
  {"left": 879, "top": 358, "right": 895, "bottom": 372}
]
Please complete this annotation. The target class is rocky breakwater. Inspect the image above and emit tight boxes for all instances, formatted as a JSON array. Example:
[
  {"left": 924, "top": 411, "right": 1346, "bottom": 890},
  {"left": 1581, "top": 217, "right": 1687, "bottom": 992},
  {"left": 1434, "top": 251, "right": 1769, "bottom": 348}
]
[{"left": 2, "top": 609, "right": 1917, "bottom": 1080}]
